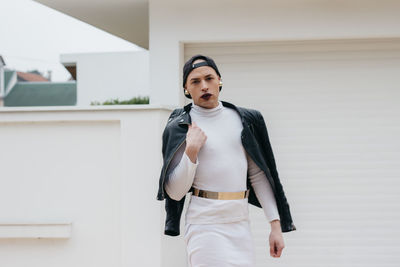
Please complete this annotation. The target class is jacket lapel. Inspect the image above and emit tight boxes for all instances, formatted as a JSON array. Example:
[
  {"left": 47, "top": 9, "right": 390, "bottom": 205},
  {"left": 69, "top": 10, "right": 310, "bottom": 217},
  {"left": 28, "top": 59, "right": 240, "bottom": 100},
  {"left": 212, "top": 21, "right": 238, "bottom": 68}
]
[{"left": 178, "top": 102, "right": 192, "bottom": 126}]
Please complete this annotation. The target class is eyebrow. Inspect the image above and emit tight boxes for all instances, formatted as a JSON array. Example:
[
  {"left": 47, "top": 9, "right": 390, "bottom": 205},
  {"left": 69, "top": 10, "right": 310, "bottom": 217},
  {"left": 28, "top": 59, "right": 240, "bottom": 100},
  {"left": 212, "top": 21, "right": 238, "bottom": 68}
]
[{"left": 190, "top": 74, "right": 214, "bottom": 81}]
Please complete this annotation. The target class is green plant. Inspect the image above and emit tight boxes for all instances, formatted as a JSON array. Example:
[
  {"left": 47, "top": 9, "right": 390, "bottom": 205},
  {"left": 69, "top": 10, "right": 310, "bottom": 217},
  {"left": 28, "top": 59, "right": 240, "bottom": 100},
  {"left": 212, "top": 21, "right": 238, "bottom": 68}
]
[{"left": 90, "top": 96, "right": 149, "bottom": 105}]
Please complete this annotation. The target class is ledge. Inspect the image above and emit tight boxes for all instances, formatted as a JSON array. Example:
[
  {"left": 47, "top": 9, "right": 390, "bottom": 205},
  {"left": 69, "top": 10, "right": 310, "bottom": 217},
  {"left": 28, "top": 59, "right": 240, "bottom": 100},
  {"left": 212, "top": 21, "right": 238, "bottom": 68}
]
[
  {"left": 0, "top": 222, "right": 72, "bottom": 239},
  {"left": 0, "top": 104, "right": 176, "bottom": 113}
]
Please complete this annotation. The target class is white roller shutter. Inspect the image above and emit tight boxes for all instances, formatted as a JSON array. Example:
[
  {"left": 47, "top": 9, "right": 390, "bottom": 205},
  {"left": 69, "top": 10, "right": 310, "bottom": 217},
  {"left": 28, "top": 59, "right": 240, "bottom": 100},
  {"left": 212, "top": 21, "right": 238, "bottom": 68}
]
[{"left": 184, "top": 39, "right": 400, "bottom": 267}]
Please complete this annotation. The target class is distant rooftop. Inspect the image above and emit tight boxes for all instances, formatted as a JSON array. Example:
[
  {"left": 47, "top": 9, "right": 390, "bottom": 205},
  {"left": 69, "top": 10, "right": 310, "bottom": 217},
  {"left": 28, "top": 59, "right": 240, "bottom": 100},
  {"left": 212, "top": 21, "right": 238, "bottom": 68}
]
[
  {"left": 0, "top": 55, "right": 5, "bottom": 66},
  {"left": 17, "top": 71, "right": 49, "bottom": 82},
  {"left": 4, "top": 81, "right": 76, "bottom": 107}
]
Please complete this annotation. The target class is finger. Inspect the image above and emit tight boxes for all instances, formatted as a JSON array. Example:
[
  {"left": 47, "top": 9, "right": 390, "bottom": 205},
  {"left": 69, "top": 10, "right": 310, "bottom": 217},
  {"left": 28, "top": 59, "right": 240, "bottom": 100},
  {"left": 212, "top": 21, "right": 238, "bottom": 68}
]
[
  {"left": 276, "top": 246, "right": 283, "bottom": 257},
  {"left": 270, "top": 246, "right": 275, "bottom": 257},
  {"left": 270, "top": 242, "right": 277, "bottom": 257}
]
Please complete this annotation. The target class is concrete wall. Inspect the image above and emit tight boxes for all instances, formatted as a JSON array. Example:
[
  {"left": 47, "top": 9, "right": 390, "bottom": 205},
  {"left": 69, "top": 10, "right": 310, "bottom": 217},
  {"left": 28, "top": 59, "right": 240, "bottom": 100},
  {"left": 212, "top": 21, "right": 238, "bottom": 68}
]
[
  {"left": 0, "top": 105, "right": 172, "bottom": 267},
  {"left": 61, "top": 50, "right": 149, "bottom": 106},
  {"left": 148, "top": 0, "right": 400, "bottom": 106}
]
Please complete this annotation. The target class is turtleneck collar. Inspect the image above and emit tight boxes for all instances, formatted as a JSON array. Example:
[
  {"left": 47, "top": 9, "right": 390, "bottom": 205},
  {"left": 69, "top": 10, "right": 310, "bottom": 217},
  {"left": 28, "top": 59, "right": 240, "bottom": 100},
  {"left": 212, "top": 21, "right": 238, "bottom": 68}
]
[{"left": 191, "top": 101, "right": 223, "bottom": 116}]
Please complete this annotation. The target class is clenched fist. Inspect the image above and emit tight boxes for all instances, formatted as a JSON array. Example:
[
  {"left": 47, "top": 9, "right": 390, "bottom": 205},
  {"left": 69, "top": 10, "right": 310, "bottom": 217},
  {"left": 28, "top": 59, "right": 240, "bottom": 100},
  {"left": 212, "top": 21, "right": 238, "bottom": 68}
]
[
  {"left": 185, "top": 121, "right": 207, "bottom": 163},
  {"left": 269, "top": 220, "right": 285, "bottom": 258}
]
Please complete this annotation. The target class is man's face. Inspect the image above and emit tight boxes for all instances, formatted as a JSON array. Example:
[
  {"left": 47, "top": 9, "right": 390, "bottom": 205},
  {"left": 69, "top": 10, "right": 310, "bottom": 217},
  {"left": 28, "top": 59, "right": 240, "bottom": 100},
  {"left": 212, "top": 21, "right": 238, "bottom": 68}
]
[{"left": 185, "top": 59, "right": 221, "bottom": 109}]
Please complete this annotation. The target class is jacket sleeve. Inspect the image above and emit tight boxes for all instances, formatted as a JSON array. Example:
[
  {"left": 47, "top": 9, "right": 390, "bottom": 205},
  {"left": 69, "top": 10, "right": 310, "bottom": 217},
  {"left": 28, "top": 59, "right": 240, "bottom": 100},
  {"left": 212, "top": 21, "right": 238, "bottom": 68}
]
[
  {"left": 159, "top": 108, "right": 187, "bottom": 236},
  {"left": 157, "top": 108, "right": 180, "bottom": 200},
  {"left": 254, "top": 112, "right": 280, "bottom": 181},
  {"left": 246, "top": 152, "right": 280, "bottom": 222},
  {"left": 254, "top": 111, "right": 297, "bottom": 232},
  {"left": 161, "top": 109, "right": 180, "bottom": 160}
]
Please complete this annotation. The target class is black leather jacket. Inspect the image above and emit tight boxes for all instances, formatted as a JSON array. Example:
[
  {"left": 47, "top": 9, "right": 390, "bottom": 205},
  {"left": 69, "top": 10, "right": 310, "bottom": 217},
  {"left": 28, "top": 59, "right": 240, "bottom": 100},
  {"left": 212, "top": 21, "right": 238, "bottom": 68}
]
[{"left": 156, "top": 100, "right": 296, "bottom": 236}]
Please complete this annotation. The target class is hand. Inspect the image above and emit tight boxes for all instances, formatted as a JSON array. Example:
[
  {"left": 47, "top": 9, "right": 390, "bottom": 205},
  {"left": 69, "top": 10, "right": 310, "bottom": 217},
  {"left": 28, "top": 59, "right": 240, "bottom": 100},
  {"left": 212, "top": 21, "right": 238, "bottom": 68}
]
[
  {"left": 185, "top": 122, "right": 207, "bottom": 163},
  {"left": 269, "top": 224, "right": 285, "bottom": 258}
]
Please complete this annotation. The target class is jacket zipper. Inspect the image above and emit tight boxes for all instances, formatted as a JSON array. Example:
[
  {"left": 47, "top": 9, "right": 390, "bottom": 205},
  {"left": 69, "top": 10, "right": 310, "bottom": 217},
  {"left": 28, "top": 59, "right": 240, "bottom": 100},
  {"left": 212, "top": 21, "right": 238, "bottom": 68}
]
[{"left": 161, "top": 137, "right": 186, "bottom": 199}]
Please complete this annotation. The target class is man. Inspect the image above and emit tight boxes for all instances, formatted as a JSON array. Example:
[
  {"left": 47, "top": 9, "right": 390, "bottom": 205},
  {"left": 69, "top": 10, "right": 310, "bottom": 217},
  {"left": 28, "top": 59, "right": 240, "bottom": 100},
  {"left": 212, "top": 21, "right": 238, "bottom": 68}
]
[{"left": 157, "top": 54, "right": 296, "bottom": 266}]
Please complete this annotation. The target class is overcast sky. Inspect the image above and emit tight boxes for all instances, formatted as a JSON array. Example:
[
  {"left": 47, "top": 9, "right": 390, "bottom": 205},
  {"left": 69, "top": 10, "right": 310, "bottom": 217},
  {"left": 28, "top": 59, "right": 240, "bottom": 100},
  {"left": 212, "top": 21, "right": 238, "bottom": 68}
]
[{"left": 0, "top": 0, "right": 143, "bottom": 81}]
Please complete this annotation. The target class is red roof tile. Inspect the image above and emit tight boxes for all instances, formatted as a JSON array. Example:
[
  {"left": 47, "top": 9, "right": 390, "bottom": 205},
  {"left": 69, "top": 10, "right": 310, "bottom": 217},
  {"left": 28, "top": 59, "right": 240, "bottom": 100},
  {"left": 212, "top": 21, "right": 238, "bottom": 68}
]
[{"left": 17, "top": 71, "right": 49, "bottom": 82}]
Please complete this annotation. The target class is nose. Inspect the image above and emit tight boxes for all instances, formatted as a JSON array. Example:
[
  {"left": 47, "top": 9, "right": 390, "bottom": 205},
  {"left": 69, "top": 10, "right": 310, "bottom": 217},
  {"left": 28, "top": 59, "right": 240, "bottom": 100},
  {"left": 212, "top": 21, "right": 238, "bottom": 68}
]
[{"left": 200, "top": 80, "right": 208, "bottom": 91}]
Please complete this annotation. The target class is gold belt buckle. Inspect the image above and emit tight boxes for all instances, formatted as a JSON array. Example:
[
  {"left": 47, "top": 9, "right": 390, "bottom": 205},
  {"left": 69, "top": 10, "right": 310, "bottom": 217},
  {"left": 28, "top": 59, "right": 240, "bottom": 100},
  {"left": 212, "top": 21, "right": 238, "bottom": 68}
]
[{"left": 191, "top": 187, "right": 250, "bottom": 200}]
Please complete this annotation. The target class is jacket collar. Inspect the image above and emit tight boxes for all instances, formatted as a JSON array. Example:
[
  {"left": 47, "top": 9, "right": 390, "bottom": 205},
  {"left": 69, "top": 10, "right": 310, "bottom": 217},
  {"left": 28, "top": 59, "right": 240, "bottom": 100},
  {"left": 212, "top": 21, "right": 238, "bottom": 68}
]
[{"left": 179, "top": 100, "right": 245, "bottom": 126}]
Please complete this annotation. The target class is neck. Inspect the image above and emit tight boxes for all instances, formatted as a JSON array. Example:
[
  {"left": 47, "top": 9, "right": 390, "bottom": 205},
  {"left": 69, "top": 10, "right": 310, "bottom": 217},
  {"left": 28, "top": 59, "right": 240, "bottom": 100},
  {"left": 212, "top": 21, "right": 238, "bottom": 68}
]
[
  {"left": 191, "top": 101, "right": 223, "bottom": 115},
  {"left": 193, "top": 100, "right": 219, "bottom": 109}
]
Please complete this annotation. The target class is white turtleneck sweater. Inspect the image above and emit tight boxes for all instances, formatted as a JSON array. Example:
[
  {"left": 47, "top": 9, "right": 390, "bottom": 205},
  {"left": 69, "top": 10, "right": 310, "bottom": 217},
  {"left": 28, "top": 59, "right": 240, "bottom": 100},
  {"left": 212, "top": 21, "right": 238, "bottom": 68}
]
[{"left": 165, "top": 101, "right": 280, "bottom": 224}]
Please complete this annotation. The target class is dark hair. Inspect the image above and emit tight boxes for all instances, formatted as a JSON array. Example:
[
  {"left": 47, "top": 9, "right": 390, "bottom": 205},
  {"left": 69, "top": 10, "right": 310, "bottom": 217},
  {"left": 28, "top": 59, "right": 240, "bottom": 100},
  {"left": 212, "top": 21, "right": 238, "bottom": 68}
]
[{"left": 182, "top": 54, "right": 222, "bottom": 99}]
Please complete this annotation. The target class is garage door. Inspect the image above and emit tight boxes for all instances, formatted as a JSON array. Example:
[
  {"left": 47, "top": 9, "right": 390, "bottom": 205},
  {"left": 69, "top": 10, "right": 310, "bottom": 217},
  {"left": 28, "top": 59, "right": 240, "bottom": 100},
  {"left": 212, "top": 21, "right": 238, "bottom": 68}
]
[{"left": 184, "top": 39, "right": 400, "bottom": 267}]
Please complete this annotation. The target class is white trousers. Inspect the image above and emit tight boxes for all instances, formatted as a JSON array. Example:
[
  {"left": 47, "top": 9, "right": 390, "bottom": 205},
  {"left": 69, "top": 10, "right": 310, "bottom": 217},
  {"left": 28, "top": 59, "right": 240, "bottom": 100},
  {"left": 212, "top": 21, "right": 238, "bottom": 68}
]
[{"left": 183, "top": 219, "right": 256, "bottom": 267}]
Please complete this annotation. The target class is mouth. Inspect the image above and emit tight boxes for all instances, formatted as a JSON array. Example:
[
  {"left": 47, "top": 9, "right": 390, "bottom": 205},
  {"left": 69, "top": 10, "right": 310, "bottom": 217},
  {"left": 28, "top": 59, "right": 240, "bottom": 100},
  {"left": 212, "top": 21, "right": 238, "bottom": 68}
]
[{"left": 201, "top": 93, "right": 212, "bottom": 100}]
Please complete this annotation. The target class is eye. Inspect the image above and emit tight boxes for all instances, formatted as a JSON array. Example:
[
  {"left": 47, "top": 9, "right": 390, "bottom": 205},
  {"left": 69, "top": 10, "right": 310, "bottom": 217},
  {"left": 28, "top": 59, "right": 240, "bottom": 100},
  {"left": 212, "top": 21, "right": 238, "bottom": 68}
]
[
  {"left": 207, "top": 77, "right": 213, "bottom": 80},
  {"left": 192, "top": 80, "right": 199, "bottom": 84}
]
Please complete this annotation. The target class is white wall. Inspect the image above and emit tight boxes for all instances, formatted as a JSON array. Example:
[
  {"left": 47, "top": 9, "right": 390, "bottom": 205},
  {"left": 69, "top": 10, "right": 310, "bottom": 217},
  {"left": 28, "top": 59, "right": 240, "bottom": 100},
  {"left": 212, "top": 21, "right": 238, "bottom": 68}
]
[
  {"left": 184, "top": 39, "right": 400, "bottom": 267},
  {"left": 148, "top": 0, "right": 400, "bottom": 106},
  {"left": 0, "top": 105, "right": 171, "bottom": 267},
  {"left": 61, "top": 50, "right": 149, "bottom": 106},
  {"left": 148, "top": 1, "right": 400, "bottom": 266}
]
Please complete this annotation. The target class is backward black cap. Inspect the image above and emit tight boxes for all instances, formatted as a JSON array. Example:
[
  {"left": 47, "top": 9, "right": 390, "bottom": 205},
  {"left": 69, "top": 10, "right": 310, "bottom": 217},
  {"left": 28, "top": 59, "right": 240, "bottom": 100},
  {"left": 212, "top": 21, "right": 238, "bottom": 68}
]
[{"left": 183, "top": 54, "right": 222, "bottom": 99}]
